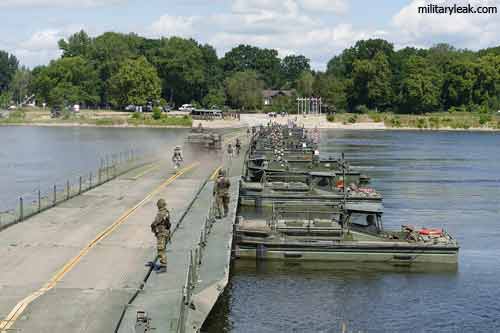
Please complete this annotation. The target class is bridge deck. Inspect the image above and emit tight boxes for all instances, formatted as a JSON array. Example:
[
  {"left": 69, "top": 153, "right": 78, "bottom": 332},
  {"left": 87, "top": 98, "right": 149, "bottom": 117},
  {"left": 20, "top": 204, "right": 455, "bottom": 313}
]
[{"left": 0, "top": 131, "right": 247, "bottom": 333}]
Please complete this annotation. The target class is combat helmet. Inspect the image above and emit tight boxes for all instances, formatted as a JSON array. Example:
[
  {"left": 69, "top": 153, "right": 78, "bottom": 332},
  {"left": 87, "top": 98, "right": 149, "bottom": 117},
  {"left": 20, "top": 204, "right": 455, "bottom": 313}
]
[{"left": 157, "top": 198, "right": 167, "bottom": 209}]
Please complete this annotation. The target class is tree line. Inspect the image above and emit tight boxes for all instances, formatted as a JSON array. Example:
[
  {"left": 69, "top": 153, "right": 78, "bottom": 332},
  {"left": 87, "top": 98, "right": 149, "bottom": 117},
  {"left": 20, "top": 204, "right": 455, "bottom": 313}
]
[{"left": 0, "top": 31, "right": 498, "bottom": 114}]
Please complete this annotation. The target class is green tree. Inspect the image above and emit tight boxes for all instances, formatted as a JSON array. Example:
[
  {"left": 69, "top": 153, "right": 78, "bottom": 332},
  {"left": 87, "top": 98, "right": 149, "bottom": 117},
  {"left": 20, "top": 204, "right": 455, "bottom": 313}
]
[
  {"left": 0, "top": 91, "right": 12, "bottom": 108},
  {"left": 222, "top": 44, "right": 281, "bottom": 88},
  {"left": 199, "top": 43, "right": 223, "bottom": 99},
  {"left": 151, "top": 37, "right": 206, "bottom": 105},
  {"left": 31, "top": 56, "right": 99, "bottom": 107},
  {"left": 202, "top": 87, "right": 226, "bottom": 108},
  {"left": 58, "top": 30, "right": 93, "bottom": 58},
  {"left": 442, "top": 59, "right": 476, "bottom": 109},
  {"left": 10, "top": 67, "right": 32, "bottom": 105},
  {"left": 473, "top": 54, "right": 500, "bottom": 110},
  {"left": 270, "top": 95, "right": 295, "bottom": 114},
  {"left": 399, "top": 55, "right": 442, "bottom": 114},
  {"left": 327, "top": 39, "right": 395, "bottom": 77},
  {"left": 0, "top": 50, "right": 18, "bottom": 92},
  {"left": 90, "top": 32, "right": 142, "bottom": 105},
  {"left": 109, "top": 56, "right": 161, "bottom": 107},
  {"left": 281, "top": 55, "right": 310, "bottom": 87},
  {"left": 225, "top": 70, "right": 264, "bottom": 110},
  {"left": 351, "top": 52, "right": 393, "bottom": 111},
  {"left": 297, "top": 71, "right": 314, "bottom": 97},
  {"left": 313, "top": 73, "right": 348, "bottom": 112}
]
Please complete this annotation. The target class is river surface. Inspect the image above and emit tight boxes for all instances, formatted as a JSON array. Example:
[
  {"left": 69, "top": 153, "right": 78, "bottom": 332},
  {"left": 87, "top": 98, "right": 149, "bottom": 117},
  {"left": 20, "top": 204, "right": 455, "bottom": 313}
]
[
  {"left": 203, "top": 129, "right": 500, "bottom": 333},
  {"left": 0, "top": 126, "right": 188, "bottom": 210},
  {"left": 1, "top": 127, "right": 499, "bottom": 332}
]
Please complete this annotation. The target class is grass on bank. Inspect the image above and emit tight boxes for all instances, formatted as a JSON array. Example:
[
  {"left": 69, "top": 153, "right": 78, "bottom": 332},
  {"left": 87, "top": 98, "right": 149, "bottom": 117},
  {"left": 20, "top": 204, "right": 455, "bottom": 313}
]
[
  {"left": 327, "top": 111, "right": 500, "bottom": 130},
  {"left": 0, "top": 107, "right": 193, "bottom": 127}
]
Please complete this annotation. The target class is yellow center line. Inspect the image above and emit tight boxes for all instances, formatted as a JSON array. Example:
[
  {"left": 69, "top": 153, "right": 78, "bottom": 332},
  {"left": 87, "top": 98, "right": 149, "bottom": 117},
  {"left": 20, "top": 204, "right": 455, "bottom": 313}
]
[
  {"left": 0, "top": 162, "right": 199, "bottom": 332},
  {"left": 210, "top": 166, "right": 223, "bottom": 180}
]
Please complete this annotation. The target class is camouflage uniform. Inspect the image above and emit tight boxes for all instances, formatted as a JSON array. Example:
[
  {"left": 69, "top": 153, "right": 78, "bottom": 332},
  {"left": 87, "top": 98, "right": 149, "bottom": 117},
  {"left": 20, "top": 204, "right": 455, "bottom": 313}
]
[
  {"left": 151, "top": 199, "right": 171, "bottom": 268},
  {"left": 214, "top": 171, "right": 231, "bottom": 218}
]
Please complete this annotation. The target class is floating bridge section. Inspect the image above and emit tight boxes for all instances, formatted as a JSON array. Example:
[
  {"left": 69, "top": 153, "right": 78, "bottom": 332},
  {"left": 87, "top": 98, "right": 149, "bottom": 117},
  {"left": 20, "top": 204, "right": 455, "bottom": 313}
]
[
  {"left": 0, "top": 138, "right": 245, "bottom": 333},
  {"left": 116, "top": 177, "right": 239, "bottom": 333}
]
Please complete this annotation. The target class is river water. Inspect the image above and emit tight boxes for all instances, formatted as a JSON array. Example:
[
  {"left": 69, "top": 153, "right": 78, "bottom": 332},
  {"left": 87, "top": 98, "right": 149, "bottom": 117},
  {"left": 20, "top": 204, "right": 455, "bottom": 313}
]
[
  {"left": 1, "top": 127, "right": 499, "bottom": 332},
  {"left": 0, "top": 126, "right": 188, "bottom": 210},
  {"left": 204, "top": 129, "right": 500, "bottom": 333}
]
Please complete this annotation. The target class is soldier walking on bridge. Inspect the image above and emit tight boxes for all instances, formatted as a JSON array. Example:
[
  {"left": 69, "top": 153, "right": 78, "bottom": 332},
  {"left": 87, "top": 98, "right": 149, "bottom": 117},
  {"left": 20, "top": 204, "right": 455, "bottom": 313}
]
[
  {"left": 213, "top": 169, "right": 231, "bottom": 218},
  {"left": 151, "top": 198, "right": 171, "bottom": 273}
]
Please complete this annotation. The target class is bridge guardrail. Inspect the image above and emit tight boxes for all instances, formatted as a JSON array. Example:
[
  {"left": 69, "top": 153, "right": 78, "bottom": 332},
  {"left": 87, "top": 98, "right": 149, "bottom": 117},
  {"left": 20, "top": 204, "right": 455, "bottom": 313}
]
[
  {"left": 0, "top": 149, "right": 155, "bottom": 231},
  {"left": 177, "top": 203, "right": 217, "bottom": 333}
]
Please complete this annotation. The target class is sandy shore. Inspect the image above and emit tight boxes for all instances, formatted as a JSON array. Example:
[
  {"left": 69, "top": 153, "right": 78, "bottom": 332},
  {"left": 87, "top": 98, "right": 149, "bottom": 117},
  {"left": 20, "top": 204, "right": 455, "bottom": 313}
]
[
  {"left": 2, "top": 114, "right": 499, "bottom": 132},
  {"left": 196, "top": 114, "right": 500, "bottom": 132}
]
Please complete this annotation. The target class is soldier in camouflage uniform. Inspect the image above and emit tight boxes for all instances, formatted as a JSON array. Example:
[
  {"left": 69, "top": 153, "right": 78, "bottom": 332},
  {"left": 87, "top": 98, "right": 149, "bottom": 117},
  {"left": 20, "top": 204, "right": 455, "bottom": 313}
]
[
  {"left": 213, "top": 169, "right": 231, "bottom": 218},
  {"left": 151, "top": 198, "right": 171, "bottom": 273}
]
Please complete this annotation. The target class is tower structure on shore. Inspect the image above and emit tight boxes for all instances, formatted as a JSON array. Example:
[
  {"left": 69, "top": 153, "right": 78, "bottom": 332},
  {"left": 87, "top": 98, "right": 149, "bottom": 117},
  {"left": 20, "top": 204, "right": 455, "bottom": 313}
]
[{"left": 296, "top": 97, "right": 322, "bottom": 116}]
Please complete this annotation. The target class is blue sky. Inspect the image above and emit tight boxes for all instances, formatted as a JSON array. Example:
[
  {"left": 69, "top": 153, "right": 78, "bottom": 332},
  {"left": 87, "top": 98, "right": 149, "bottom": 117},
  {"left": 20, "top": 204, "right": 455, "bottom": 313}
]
[{"left": 0, "top": 0, "right": 498, "bottom": 69}]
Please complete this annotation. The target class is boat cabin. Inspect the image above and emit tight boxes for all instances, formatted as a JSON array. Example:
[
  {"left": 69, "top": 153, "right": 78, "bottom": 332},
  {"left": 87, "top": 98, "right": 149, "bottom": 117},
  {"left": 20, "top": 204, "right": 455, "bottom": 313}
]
[
  {"left": 345, "top": 202, "right": 384, "bottom": 234},
  {"left": 267, "top": 202, "right": 385, "bottom": 237}
]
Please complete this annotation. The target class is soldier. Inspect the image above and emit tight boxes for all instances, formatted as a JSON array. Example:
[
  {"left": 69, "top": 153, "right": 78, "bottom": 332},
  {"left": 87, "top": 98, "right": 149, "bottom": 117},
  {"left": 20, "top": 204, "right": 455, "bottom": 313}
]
[
  {"left": 172, "top": 146, "right": 183, "bottom": 169},
  {"left": 151, "top": 199, "right": 171, "bottom": 273},
  {"left": 235, "top": 138, "right": 241, "bottom": 156},
  {"left": 227, "top": 143, "right": 234, "bottom": 159},
  {"left": 213, "top": 169, "right": 231, "bottom": 218}
]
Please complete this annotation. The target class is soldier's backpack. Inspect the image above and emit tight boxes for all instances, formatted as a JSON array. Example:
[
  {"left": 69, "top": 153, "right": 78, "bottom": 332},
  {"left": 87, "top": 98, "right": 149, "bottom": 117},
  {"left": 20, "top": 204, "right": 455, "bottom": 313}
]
[{"left": 163, "top": 213, "right": 171, "bottom": 230}]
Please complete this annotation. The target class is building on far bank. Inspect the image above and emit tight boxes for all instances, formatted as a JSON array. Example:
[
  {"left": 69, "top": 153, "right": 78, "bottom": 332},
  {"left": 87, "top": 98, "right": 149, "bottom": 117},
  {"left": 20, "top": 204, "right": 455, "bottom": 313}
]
[{"left": 262, "top": 90, "right": 294, "bottom": 106}]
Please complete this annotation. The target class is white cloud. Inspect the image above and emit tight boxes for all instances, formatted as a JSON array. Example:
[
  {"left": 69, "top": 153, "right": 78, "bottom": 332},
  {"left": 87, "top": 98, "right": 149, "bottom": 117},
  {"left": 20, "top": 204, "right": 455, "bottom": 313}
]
[
  {"left": 19, "top": 29, "right": 61, "bottom": 51},
  {"left": 14, "top": 25, "right": 85, "bottom": 66},
  {"left": 298, "top": 0, "right": 349, "bottom": 14},
  {"left": 149, "top": 15, "right": 197, "bottom": 38},
  {"left": 145, "top": 1, "right": 376, "bottom": 70},
  {"left": 0, "top": 0, "right": 126, "bottom": 7},
  {"left": 392, "top": 0, "right": 500, "bottom": 49},
  {"left": 232, "top": 0, "right": 299, "bottom": 15},
  {"left": 16, "top": 0, "right": 499, "bottom": 71},
  {"left": 13, "top": 48, "right": 62, "bottom": 68}
]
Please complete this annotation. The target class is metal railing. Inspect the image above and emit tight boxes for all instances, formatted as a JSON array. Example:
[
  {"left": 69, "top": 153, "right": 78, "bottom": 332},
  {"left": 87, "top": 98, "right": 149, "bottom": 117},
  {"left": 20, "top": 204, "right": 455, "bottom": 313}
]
[
  {"left": 177, "top": 204, "right": 217, "bottom": 333},
  {"left": 0, "top": 149, "right": 154, "bottom": 231}
]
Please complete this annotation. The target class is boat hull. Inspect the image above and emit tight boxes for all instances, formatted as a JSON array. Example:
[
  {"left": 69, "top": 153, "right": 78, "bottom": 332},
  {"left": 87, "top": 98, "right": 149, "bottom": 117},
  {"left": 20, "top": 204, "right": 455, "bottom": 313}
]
[{"left": 235, "top": 243, "right": 458, "bottom": 264}]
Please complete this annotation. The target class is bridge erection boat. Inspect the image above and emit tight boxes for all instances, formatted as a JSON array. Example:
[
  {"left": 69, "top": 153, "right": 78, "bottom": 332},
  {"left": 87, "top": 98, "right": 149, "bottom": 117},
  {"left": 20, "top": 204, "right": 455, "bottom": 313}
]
[
  {"left": 235, "top": 202, "right": 459, "bottom": 264},
  {"left": 235, "top": 123, "right": 459, "bottom": 265}
]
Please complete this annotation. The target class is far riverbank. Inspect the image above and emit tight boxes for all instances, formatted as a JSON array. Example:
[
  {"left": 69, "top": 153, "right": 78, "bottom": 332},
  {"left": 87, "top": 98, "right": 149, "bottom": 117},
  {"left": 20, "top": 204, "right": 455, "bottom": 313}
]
[
  {"left": 195, "top": 113, "right": 500, "bottom": 132},
  {"left": 2, "top": 108, "right": 499, "bottom": 132}
]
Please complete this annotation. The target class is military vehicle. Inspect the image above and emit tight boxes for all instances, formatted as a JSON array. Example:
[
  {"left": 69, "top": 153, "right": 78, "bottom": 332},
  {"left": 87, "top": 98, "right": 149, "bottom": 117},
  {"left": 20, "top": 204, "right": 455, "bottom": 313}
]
[
  {"left": 235, "top": 202, "right": 459, "bottom": 264},
  {"left": 185, "top": 124, "right": 222, "bottom": 150}
]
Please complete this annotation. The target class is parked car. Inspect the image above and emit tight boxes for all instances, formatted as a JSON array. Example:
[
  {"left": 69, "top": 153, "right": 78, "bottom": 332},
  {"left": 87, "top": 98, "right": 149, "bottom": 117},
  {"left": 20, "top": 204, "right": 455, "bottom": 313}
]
[
  {"left": 144, "top": 101, "right": 153, "bottom": 112},
  {"left": 179, "top": 104, "right": 195, "bottom": 112},
  {"left": 162, "top": 105, "right": 173, "bottom": 112},
  {"left": 125, "top": 104, "right": 136, "bottom": 112}
]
